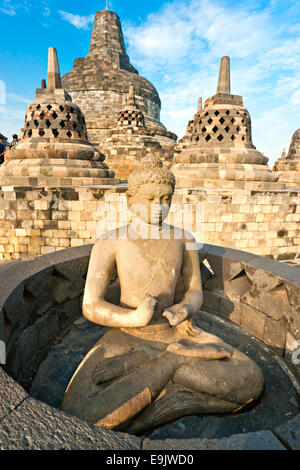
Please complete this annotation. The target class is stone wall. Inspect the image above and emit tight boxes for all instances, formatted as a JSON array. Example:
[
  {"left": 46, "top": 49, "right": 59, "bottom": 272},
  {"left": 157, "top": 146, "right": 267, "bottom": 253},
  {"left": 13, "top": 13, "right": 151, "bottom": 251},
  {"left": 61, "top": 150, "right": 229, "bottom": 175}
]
[
  {"left": 0, "top": 243, "right": 299, "bottom": 449},
  {"left": 0, "top": 185, "right": 126, "bottom": 260},
  {"left": 0, "top": 185, "right": 300, "bottom": 261},
  {"left": 172, "top": 187, "right": 300, "bottom": 260}
]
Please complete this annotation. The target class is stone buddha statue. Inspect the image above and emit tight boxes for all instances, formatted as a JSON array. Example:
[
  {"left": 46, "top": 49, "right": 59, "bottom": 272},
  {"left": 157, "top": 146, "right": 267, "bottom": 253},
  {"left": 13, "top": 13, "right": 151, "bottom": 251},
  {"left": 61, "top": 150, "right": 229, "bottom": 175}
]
[{"left": 61, "top": 154, "right": 264, "bottom": 434}]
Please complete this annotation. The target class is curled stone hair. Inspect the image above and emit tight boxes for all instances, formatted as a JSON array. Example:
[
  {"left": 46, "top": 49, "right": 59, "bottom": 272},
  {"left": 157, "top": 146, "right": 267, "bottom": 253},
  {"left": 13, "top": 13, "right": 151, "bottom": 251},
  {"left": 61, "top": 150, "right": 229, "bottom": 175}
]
[{"left": 127, "top": 154, "right": 176, "bottom": 197}]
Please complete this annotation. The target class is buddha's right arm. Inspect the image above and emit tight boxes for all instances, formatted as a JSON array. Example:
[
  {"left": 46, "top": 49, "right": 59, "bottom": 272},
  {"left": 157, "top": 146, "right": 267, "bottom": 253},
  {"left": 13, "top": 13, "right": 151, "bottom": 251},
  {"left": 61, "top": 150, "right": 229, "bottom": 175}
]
[{"left": 82, "top": 239, "right": 155, "bottom": 328}]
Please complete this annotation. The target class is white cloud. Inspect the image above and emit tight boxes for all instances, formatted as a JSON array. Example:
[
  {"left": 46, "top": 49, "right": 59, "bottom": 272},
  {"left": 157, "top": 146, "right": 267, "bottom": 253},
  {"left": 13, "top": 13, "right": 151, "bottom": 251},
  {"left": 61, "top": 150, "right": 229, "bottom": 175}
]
[
  {"left": 59, "top": 10, "right": 94, "bottom": 30},
  {"left": 124, "top": 0, "right": 300, "bottom": 161}
]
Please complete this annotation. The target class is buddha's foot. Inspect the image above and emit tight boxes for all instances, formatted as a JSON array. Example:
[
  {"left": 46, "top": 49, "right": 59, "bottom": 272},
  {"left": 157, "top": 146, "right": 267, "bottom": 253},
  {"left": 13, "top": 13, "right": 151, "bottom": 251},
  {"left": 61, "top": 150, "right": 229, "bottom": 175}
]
[
  {"left": 126, "top": 382, "right": 240, "bottom": 435},
  {"left": 166, "top": 340, "right": 233, "bottom": 359},
  {"left": 93, "top": 348, "right": 150, "bottom": 385}
]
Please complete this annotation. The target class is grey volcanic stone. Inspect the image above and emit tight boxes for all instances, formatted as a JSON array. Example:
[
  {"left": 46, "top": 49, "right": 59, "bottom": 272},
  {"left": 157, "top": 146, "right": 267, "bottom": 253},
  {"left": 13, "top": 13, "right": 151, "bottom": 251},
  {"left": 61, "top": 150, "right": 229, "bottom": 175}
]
[
  {"left": 0, "top": 366, "right": 28, "bottom": 421},
  {"left": 142, "top": 431, "right": 286, "bottom": 450},
  {"left": 0, "top": 397, "right": 141, "bottom": 450},
  {"left": 274, "top": 414, "right": 300, "bottom": 450}
]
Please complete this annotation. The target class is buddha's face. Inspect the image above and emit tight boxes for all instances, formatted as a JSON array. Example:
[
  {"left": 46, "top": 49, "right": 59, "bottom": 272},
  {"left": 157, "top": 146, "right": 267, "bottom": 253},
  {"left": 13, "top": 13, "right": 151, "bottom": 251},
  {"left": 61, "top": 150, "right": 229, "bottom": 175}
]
[{"left": 128, "top": 183, "right": 173, "bottom": 225}]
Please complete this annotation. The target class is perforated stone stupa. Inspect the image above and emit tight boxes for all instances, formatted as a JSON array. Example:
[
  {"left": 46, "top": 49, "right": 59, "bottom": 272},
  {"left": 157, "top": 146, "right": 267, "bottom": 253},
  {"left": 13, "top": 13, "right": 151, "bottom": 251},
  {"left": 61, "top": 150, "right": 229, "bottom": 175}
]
[
  {"left": 273, "top": 129, "right": 300, "bottom": 187},
  {"left": 0, "top": 47, "right": 118, "bottom": 187},
  {"left": 172, "top": 57, "right": 284, "bottom": 190},
  {"left": 61, "top": 9, "right": 177, "bottom": 155},
  {"left": 101, "top": 84, "right": 167, "bottom": 179}
]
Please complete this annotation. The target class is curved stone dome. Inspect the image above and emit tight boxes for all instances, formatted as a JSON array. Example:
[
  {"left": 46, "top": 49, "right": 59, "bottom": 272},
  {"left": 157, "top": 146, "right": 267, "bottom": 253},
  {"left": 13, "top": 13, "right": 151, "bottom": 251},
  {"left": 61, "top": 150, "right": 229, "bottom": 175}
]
[{"left": 61, "top": 9, "right": 177, "bottom": 149}]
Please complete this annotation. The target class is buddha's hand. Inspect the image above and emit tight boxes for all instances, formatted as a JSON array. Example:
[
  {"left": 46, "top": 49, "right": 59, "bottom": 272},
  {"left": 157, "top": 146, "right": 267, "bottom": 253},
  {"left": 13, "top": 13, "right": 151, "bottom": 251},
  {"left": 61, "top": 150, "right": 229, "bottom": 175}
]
[
  {"left": 167, "top": 341, "right": 233, "bottom": 360},
  {"left": 162, "top": 304, "right": 189, "bottom": 326},
  {"left": 133, "top": 294, "right": 157, "bottom": 327}
]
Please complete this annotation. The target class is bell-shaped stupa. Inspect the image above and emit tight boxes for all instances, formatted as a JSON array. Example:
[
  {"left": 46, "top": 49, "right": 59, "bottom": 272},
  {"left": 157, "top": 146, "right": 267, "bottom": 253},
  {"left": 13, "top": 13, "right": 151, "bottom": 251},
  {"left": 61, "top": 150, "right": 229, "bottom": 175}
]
[
  {"left": 101, "top": 84, "right": 165, "bottom": 180},
  {"left": 273, "top": 131, "right": 300, "bottom": 187},
  {"left": 172, "top": 57, "right": 284, "bottom": 190},
  {"left": 61, "top": 9, "right": 177, "bottom": 155},
  {"left": 0, "top": 47, "right": 118, "bottom": 187}
]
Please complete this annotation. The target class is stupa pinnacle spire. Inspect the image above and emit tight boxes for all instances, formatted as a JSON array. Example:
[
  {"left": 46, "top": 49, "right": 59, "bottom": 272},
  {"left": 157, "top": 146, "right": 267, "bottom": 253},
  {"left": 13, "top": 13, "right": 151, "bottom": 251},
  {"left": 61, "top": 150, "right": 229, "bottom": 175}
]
[
  {"left": 128, "top": 84, "right": 136, "bottom": 107},
  {"left": 217, "top": 56, "right": 230, "bottom": 94},
  {"left": 47, "top": 47, "right": 62, "bottom": 90}
]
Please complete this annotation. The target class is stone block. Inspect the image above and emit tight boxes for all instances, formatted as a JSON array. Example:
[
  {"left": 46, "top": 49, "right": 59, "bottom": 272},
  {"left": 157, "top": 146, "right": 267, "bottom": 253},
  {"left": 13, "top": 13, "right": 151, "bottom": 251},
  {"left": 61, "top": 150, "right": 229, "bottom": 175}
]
[
  {"left": 35, "top": 310, "right": 60, "bottom": 348},
  {"left": 241, "top": 303, "right": 266, "bottom": 339},
  {"left": 142, "top": 431, "right": 285, "bottom": 450},
  {"left": 263, "top": 317, "right": 287, "bottom": 350},
  {"left": 274, "top": 414, "right": 300, "bottom": 450}
]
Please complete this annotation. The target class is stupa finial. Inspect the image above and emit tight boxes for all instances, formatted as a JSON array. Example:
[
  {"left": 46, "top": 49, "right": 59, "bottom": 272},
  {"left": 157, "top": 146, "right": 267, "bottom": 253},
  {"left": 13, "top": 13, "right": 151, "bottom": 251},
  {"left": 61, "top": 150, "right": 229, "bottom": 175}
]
[
  {"left": 128, "top": 83, "right": 136, "bottom": 107},
  {"left": 217, "top": 56, "right": 230, "bottom": 95},
  {"left": 47, "top": 47, "right": 62, "bottom": 90}
]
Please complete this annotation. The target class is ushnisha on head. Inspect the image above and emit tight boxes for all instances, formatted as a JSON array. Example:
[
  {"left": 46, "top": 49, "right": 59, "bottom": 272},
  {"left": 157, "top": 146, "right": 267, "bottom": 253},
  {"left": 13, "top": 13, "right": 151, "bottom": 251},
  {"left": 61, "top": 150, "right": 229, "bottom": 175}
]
[{"left": 127, "top": 154, "right": 176, "bottom": 225}]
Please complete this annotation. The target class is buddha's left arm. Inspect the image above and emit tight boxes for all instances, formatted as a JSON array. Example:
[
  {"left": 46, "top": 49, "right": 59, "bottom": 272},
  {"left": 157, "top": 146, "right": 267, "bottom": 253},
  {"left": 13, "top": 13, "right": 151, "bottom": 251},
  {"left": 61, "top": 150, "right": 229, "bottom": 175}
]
[{"left": 163, "top": 239, "right": 203, "bottom": 326}]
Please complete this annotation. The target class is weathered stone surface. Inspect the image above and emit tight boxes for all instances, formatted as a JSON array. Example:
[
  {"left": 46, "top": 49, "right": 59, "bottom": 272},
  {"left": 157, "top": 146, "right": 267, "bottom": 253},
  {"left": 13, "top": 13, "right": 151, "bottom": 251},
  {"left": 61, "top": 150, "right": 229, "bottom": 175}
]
[
  {"left": 0, "top": 366, "right": 28, "bottom": 421},
  {"left": 142, "top": 431, "right": 286, "bottom": 450},
  {"left": 273, "top": 130, "right": 300, "bottom": 187},
  {"left": 0, "top": 397, "right": 141, "bottom": 450},
  {"left": 274, "top": 414, "right": 300, "bottom": 450},
  {"left": 61, "top": 9, "right": 176, "bottom": 152},
  {"left": 172, "top": 56, "right": 284, "bottom": 190}
]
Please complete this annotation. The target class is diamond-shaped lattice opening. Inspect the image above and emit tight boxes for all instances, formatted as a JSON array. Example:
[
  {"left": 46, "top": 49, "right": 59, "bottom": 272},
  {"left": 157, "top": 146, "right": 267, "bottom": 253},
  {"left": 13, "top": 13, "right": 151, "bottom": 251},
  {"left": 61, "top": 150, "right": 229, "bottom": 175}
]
[
  {"left": 214, "top": 111, "right": 219, "bottom": 116},
  {"left": 66, "top": 113, "right": 71, "bottom": 120},
  {"left": 236, "top": 111, "right": 240, "bottom": 115},
  {"left": 202, "top": 259, "right": 215, "bottom": 277},
  {"left": 26, "top": 122, "right": 30, "bottom": 127},
  {"left": 231, "top": 135, "right": 235, "bottom": 141},
  {"left": 202, "top": 127, "right": 207, "bottom": 132},
  {"left": 33, "top": 120, "right": 39, "bottom": 127},
  {"left": 59, "top": 121, "right": 65, "bottom": 128},
  {"left": 31, "top": 112, "right": 35, "bottom": 118},
  {"left": 217, "top": 134, "right": 224, "bottom": 141},
  {"left": 245, "top": 128, "right": 248, "bottom": 133},
  {"left": 52, "top": 129, "right": 59, "bottom": 138},
  {"left": 47, "top": 105, "right": 52, "bottom": 110},
  {"left": 224, "top": 125, "right": 230, "bottom": 133},
  {"left": 36, "top": 104, "right": 41, "bottom": 110},
  {"left": 199, "top": 119, "right": 202, "bottom": 124},
  {"left": 195, "top": 136, "right": 199, "bottom": 141},
  {"left": 67, "top": 131, "right": 72, "bottom": 138},
  {"left": 40, "top": 111, "right": 45, "bottom": 119},
  {"left": 207, "top": 118, "right": 213, "bottom": 124},
  {"left": 236, "top": 126, "right": 240, "bottom": 132},
  {"left": 229, "top": 269, "right": 252, "bottom": 296},
  {"left": 242, "top": 136, "right": 245, "bottom": 141},
  {"left": 45, "top": 120, "right": 51, "bottom": 128},
  {"left": 205, "top": 135, "right": 211, "bottom": 141},
  {"left": 241, "top": 119, "right": 245, "bottom": 124},
  {"left": 59, "top": 105, "right": 64, "bottom": 112},
  {"left": 28, "top": 129, "right": 32, "bottom": 137},
  {"left": 219, "top": 117, "right": 225, "bottom": 124},
  {"left": 212, "top": 126, "right": 218, "bottom": 133},
  {"left": 72, "top": 122, "right": 77, "bottom": 130},
  {"left": 204, "top": 112, "right": 209, "bottom": 116},
  {"left": 52, "top": 111, "right": 58, "bottom": 119},
  {"left": 225, "top": 110, "right": 230, "bottom": 115},
  {"left": 38, "top": 129, "right": 45, "bottom": 137},
  {"left": 231, "top": 118, "right": 235, "bottom": 123},
  {"left": 70, "top": 107, "right": 74, "bottom": 113}
]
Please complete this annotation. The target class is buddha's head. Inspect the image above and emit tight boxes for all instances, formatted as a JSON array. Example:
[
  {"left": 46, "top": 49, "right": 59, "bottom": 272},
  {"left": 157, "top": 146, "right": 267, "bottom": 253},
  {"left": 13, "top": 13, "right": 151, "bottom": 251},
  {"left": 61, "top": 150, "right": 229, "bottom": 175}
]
[{"left": 127, "top": 154, "right": 176, "bottom": 226}]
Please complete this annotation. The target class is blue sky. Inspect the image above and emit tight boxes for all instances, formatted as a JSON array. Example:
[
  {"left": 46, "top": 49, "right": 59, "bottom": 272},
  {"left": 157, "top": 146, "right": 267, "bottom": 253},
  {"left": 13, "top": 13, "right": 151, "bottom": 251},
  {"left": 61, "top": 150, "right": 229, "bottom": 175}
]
[{"left": 1, "top": 0, "right": 300, "bottom": 166}]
